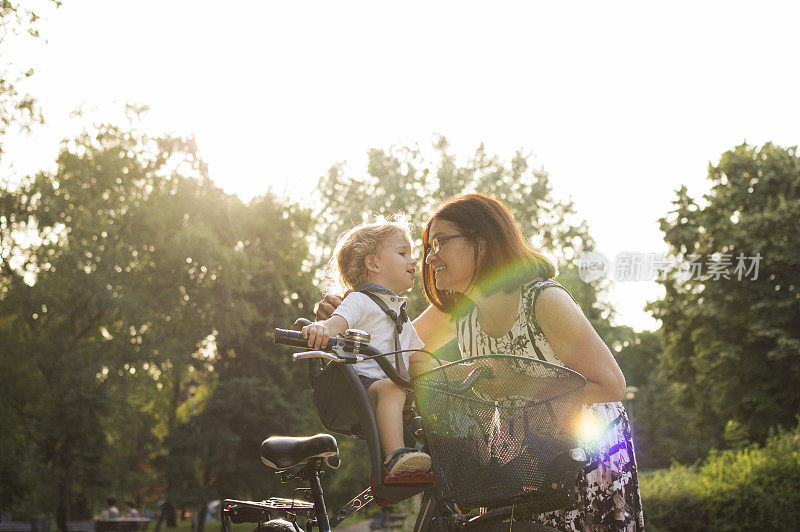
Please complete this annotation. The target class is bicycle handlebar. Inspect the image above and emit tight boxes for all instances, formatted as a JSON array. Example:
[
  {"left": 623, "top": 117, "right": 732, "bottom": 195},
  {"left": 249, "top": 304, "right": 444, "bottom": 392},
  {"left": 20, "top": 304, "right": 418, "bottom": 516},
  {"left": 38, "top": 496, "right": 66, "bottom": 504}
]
[
  {"left": 273, "top": 327, "right": 412, "bottom": 389},
  {"left": 274, "top": 328, "right": 318, "bottom": 349}
]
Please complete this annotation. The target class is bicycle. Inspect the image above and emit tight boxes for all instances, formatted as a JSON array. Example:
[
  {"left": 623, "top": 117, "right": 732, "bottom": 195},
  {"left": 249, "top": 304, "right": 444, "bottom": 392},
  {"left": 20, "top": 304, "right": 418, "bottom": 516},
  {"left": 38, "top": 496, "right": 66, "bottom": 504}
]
[{"left": 220, "top": 320, "right": 588, "bottom": 531}]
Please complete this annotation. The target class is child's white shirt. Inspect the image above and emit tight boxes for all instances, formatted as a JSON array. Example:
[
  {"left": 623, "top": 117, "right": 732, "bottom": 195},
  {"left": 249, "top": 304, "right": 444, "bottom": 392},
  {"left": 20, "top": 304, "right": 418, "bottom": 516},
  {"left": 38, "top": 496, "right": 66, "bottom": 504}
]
[{"left": 332, "top": 290, "right": 424, "bottom": 380}]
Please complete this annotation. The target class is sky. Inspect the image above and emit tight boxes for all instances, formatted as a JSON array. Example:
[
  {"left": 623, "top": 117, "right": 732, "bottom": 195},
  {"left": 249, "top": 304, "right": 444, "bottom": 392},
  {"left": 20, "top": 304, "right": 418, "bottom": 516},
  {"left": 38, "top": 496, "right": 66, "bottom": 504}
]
[{"left": 5, "top": 0, "right": 800, "bottom": 331}]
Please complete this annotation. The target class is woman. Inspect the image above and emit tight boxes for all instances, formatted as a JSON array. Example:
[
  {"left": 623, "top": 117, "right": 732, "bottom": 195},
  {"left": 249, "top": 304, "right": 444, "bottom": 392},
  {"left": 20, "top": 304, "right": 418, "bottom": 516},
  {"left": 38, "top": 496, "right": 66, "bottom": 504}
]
[{"left": 318, "top": 193, "right": 644, "bottom": 530}]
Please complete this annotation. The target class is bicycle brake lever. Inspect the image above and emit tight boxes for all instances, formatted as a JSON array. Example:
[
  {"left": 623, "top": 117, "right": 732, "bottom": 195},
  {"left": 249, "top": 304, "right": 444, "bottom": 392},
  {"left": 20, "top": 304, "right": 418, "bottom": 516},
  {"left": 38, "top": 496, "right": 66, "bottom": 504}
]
[
  {"left": 291, "top": 346, "right": 365, "bottom": 364},
  {"left": 332, "top": 344, "right": 363, "bottom": 364},
  {"left": 292, "top": 351, "right": 341, "bottom": 363}
]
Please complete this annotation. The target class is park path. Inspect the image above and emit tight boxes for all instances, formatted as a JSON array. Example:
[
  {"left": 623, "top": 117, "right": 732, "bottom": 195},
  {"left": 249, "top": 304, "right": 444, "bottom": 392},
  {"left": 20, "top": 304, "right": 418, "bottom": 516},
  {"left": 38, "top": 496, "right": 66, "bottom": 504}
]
[{"left": 334, "top": 518, "right": 371, "bottom": 531}]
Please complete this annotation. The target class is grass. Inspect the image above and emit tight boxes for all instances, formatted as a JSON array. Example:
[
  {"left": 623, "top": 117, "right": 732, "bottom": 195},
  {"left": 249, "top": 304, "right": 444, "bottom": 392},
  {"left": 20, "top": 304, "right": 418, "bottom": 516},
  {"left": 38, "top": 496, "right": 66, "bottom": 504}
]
[{"left": 160, "top": 513, "right": 373, "bottom": 532}]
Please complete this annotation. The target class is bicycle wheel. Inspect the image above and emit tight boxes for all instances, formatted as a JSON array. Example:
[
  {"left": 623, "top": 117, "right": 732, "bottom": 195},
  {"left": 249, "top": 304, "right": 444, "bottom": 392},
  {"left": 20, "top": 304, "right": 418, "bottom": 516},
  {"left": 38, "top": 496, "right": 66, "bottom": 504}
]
[{"left": 413, "top": 490, "right": 443, "bottom": 532}]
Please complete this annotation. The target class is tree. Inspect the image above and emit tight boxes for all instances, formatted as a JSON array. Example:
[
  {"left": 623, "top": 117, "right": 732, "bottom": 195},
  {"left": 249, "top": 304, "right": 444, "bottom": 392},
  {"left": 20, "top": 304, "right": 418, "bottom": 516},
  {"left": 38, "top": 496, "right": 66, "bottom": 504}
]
[
  {"left": 314, "top": 136, "right": 617, "bottom": 340},
  {"left": 648, "top": 142, "right": 800, "bottom": 444},
  {"left": 615, "top": 330, "right": 719, "bottom": 468},
  {"left": 160, "top": 191, "right": 321, "bottom": 532},
  {"left": 0, "top": 117, "right": 221, "bottom": 523},
  {"left": 0, "top": 0, "right": 61, "bottom": 155},
  {"left": 0, "top": 3, "right": 63, "bottom": 510},
  {"left": 309, "top": 137, "right": 627, "bottom": 492},
  {"left": 1, "top": 108, "right": 329, "bottom": 525}
]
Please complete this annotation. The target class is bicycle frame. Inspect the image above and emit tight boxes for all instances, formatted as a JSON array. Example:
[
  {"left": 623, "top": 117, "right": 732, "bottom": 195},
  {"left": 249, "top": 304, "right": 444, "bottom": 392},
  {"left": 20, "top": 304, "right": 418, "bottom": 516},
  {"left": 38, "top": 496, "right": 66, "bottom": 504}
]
[
  {"left": 219, "top": 323, "right": 585, "bottom": 531},
  {"left": 221, "top": 458, "right": 332, "bottom": 531}
]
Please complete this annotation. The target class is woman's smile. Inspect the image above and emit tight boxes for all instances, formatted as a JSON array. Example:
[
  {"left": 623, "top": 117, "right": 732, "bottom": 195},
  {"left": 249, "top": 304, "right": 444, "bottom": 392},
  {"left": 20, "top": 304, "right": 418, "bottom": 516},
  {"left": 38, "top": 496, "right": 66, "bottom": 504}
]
[{"left": 426, "top": 218, "right": 478, "bottom": 293}]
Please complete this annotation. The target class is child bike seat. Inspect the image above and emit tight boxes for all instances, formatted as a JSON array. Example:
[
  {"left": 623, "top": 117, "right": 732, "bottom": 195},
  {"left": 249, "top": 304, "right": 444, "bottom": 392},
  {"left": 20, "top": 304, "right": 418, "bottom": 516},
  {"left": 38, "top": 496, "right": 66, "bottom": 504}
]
[
  {"left": 294, "top": 319, "right": 427, "bottom": 503},
  {"left": 260, "top": 433, "right": 339, "bottom": 471}
]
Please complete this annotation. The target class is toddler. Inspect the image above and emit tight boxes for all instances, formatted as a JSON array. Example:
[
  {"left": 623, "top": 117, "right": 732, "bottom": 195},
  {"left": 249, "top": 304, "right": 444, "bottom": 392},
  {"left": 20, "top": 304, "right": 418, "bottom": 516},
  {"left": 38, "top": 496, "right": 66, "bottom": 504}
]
[{"left": 302, "top": 217, "right": 431, "bottom": 476}]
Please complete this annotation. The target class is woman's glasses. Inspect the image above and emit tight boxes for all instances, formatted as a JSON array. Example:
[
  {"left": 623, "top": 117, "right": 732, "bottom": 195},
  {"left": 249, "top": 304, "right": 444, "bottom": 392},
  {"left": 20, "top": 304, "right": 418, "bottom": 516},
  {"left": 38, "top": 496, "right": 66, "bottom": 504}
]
[{"left": 428, "top": 234, "right": 469, "bottom": 256}]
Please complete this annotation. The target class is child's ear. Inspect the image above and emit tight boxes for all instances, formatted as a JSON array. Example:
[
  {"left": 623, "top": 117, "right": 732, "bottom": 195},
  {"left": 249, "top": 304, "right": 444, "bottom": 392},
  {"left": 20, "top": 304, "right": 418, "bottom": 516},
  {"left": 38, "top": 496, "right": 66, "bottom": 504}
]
[{"left": 365, "top": 254, "right": 380, "bottom": 274}]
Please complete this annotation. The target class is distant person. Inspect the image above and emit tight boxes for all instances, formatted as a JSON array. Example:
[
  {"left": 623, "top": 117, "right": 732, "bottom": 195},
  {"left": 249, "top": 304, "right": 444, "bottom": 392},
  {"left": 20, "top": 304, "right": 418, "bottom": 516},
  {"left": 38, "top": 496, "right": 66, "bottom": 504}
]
[
  {"left": 124, "top": 500, "right": 140, "bottom": 518},
  {"left": 98, "top": 495, "right": 121, "bottom": 519}
]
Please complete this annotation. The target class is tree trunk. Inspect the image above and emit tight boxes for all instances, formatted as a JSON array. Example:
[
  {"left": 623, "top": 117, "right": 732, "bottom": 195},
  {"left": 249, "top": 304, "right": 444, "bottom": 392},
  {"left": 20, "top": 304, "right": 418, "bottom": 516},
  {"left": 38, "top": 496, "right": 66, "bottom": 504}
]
[
  {"left": 56, "top": 470, "right": 70, "bottom": 532},
  {"left": 195, "top": 501, "right": 207, "bottom": 532}
]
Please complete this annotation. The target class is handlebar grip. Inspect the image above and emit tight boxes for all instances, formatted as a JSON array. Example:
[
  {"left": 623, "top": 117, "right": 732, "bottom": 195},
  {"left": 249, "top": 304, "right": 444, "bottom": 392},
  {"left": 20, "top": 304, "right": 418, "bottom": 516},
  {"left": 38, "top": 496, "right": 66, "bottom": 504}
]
[{"left": 274, "top": 328, "right": 308, "bottom": 348}]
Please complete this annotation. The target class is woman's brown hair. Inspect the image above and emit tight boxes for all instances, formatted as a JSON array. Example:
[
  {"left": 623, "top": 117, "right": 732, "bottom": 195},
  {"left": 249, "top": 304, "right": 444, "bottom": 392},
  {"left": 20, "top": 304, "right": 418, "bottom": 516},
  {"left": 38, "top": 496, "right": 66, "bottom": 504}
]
[{"left": 421, "top": 193, "right": 556, "bottom": 313}]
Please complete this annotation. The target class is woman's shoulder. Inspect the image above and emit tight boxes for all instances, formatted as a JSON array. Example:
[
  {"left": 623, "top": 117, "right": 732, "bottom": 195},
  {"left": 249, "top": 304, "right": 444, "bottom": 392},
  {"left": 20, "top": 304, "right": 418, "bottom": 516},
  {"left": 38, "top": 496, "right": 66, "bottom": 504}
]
[
  {"left": 520, "top": 277, "right": 578, "bottom": 314},
  {"left": 454, "top": 301, "right": 477, "bottom": 327},
  {"left": 521, "top": 277, "right": 566, "bottom": 300}
]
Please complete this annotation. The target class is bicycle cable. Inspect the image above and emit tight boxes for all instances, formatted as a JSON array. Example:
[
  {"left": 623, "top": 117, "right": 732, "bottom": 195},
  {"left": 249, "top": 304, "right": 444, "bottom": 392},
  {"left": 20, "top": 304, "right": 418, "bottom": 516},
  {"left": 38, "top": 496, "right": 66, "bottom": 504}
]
[{"left": 354, "top": 348, "right": 445, "bottom": 370}]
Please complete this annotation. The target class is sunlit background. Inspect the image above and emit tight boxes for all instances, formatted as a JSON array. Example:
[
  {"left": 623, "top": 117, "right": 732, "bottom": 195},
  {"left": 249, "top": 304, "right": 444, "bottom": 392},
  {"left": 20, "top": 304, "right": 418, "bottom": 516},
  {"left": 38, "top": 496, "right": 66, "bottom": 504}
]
[{"left": 7, "top": 0, "right": 800, "bottom": 331}]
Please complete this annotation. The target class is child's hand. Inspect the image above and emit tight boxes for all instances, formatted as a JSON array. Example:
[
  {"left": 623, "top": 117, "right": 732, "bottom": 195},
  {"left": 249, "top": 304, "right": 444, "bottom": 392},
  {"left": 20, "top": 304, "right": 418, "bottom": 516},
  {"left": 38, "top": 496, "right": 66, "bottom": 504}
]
[{"left": 302, "top": 322, "right": 330, "bottom": 350}]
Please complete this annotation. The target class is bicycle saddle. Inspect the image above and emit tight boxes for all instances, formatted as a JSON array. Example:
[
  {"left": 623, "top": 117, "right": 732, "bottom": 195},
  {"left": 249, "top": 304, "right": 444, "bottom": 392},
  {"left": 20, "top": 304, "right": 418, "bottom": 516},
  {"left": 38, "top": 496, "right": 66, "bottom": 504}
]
[{"left": 260, "top": 433, "right": 339, "bottom": 470}]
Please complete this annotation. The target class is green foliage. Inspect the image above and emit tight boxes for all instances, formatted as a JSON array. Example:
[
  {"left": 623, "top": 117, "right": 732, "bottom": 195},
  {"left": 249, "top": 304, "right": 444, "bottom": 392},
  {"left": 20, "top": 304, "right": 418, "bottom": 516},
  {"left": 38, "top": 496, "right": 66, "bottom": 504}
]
[
  {"left": 615, "top": 330, "right": 720, "bottom": 468},
  {"left": 0, "top": 116, "right": 318, "bottom": 521},
  {"left": 0, "top": 1, "right": 61, "bottom": 512},
  {"left": 648, "top": 142, "right": 800, "bottom": 444},
  {"left": 721, "top": 420, "right": 751, "bottom": 451},
  {"left": 640, "top": 423, "right": 800, "bottom": 530},
  {"left": 314, "top": 136, "right": 619, "bottom": 350},
  {"left": 639, "top": 465, "right": 702, "bottom": 531},
  {"left": 1, "top": 126, "right": 638, "bottom": 522},
  {"left": 0, "top": 0, "right": 60, "bottom": 154},
  {"left": 310, "top": 137, "right": 627, "bottom": 491},
  {"left": 2, "top": 123, "right": 204, "bottom": 519}
]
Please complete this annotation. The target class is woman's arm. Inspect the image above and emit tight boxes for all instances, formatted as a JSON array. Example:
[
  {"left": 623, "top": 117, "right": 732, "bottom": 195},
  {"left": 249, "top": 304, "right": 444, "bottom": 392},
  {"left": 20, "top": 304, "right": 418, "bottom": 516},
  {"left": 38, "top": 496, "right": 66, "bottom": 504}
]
[
  {"left": 315, "top": 293, "right": 345, "bottom": 320},
  {"left": 409, "top": 304, "right": 456, "bottom": 376},
  {"left": 535, "top": 288, "right": 626, "bottom": 403}
]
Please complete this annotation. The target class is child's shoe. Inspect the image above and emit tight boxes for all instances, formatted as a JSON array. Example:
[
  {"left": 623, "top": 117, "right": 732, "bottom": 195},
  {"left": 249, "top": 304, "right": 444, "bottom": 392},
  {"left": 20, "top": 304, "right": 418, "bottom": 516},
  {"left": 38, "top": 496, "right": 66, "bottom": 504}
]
[{"left": 384, "top": 447, "right": 431, "bottom": 474}]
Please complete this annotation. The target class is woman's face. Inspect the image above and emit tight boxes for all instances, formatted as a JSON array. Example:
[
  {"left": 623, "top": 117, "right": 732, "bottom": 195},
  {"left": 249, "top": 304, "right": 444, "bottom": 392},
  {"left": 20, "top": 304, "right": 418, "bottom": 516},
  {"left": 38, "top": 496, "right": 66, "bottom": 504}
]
[{"left": 424, "top": 217, "right": 481, "bottom": 294}]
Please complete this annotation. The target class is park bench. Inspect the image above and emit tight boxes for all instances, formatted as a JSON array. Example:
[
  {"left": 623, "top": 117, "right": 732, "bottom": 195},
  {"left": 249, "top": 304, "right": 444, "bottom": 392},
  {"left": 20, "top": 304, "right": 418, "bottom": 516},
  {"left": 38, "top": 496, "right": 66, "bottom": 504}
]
[
  {"left": 0, "top": 519, "right": 151, "bottom": 532},
  {"left": 369, "top": 506, "right": 407, "bottom": 531},
  {"left": 0, "top": 518, "right": 52, "bottom": 532},
  {"left": 0, "top": 524, "right": 33, "bottom": 532},
  {"left": 94, "top": 519, "right": 151, "bottom": 532},
  {"left": 66, "top": 521, "right": 96, "bottom": 531}
]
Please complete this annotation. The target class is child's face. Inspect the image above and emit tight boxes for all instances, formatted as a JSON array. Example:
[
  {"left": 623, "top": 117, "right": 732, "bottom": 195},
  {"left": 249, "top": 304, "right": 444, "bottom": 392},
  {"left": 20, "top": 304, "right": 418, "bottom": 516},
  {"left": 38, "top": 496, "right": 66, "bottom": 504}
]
[{"left": 371, "top": 231, "right": 417, "bottom": 294}]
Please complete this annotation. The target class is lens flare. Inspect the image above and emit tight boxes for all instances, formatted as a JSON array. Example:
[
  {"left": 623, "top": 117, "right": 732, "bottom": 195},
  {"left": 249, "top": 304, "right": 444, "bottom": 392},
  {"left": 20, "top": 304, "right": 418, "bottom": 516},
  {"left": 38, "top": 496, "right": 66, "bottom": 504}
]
[
  {"left": 575, "top": 409, "right": 604, "bottom": 447},
  {"left": 443, "top": 258, "right": 548, "bottom": 321}
]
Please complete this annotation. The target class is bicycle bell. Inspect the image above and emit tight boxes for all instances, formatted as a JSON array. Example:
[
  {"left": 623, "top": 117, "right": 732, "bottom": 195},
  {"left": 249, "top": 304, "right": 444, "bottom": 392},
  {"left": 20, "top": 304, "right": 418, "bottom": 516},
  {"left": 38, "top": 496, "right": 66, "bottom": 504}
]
[{"left": 343, "top": 329, "right": 371, "bottom": 354}]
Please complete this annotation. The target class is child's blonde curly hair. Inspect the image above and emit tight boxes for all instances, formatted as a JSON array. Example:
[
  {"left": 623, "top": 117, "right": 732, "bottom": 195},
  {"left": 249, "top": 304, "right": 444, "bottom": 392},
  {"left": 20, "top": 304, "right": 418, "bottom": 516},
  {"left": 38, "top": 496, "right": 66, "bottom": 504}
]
[{"left": 326, "top": 214, "right": 413, "bottom": 292}]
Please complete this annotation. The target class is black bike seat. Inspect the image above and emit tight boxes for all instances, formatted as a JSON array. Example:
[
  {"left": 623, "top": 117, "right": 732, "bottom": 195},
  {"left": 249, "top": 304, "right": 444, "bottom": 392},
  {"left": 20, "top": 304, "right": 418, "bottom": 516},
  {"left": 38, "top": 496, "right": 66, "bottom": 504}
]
[{"left": 260, "top": 433, "right": 339, "bottom": 470}]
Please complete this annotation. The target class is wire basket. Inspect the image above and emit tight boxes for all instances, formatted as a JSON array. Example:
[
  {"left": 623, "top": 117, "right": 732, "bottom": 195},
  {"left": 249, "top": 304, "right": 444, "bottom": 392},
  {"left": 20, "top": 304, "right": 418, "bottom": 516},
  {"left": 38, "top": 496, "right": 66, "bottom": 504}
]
[{"left": 414, "top": 354, "right": 586, "bottom": 510}]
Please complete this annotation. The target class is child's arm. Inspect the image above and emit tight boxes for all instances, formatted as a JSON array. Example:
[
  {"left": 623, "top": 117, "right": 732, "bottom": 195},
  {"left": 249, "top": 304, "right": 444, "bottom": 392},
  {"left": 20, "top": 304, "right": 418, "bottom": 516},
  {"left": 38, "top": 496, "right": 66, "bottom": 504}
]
[{"left": 302, "top": 315, "right": 349, "bottom": 350}]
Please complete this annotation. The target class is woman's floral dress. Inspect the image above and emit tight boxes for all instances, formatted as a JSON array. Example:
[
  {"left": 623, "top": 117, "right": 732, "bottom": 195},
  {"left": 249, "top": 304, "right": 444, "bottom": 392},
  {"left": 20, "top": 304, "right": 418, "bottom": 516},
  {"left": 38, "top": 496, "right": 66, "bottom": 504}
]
[{"left": 455, "top": 278, "right": 645, "bottom": 531}]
